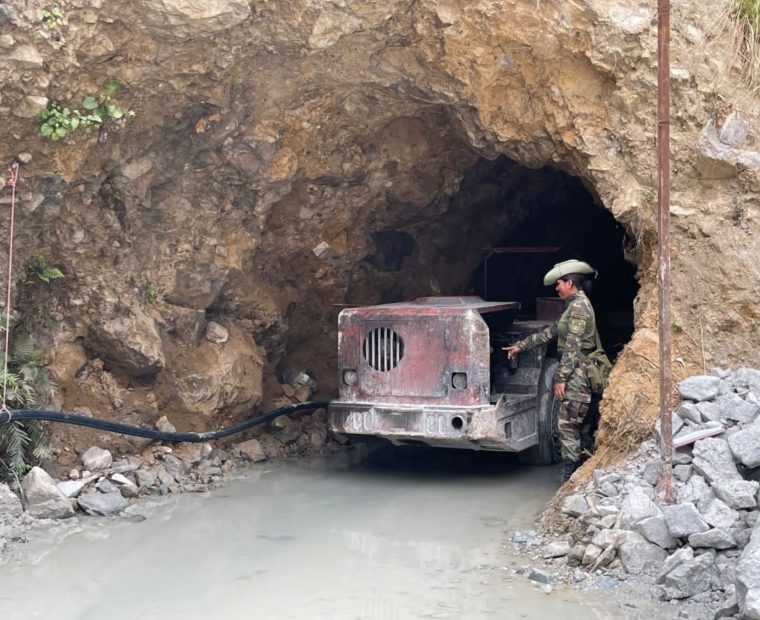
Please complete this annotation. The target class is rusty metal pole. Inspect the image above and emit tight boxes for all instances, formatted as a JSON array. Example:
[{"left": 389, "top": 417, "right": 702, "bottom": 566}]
[{"left": 657, "top": 0, "right": 675, "bottom": 503}]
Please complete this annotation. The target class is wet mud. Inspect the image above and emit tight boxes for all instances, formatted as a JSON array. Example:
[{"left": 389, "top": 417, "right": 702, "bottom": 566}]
[{"left": 0, "top": 445, "right": 686, "bottom": 619}]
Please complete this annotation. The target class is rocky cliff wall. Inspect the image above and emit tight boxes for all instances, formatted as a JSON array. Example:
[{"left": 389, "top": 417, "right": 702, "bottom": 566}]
[{"left": 0, "top": 0, "right": 758, "bottom": 456}]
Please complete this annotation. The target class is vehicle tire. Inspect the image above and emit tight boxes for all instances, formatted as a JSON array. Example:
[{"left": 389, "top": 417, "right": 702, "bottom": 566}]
[{"left": 518, "top": 359, "right": 561, "bottom": 466}]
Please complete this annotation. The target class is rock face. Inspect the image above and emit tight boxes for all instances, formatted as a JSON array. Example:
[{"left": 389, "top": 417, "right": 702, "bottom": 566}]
[{"left": 0, "top": 0, "right": 758, "bottom": 457}]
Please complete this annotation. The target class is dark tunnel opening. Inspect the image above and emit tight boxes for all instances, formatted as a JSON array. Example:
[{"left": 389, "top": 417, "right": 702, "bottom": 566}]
[
  {"left": 464, "top": 157, "right": 638, "bottom": 360},
  {"left": 342, "top": 154, "right": 638, "bottom": 385},
  {"left": 322, "top": 154, "right": 639, "bottom": 459}
]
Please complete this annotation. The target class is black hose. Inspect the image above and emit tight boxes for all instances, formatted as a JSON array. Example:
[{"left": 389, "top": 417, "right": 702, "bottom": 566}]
[{"left": 0, "top": 401, "right": 330, "bottom": 443}]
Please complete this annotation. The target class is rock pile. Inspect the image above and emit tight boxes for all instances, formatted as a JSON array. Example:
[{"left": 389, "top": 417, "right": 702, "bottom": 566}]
[
  {"left": 514, "top": 367, "right": 760, "bottom": 619},
  {"left": 0, "top": 397, "right": 333, "bottom": 561}
]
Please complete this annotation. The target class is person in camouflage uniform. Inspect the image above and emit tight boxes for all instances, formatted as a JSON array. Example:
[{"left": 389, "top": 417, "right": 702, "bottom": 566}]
[{"left": 503, "top": 265, "right": 597, "bottom": 481}]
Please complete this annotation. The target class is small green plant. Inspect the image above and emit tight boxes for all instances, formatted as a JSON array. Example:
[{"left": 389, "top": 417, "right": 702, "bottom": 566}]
[
  {"left": 26, "top": 256, "right": 65, "bottom": 283},
  {"left": 672, "top": 318, "right": 684, "bottom": 332},
  {"left": 733, "top": 0, "right": 760, "bottom": 35},
  {"left": 0, "top": 334, "right": 55, "bottom": 484},
  {"left": 729, "top": 0, "right": 760, "bottom": 86},
  {"left": 39, "top": 102, "right": 80, "bottom": 141},
  {"left": 41, "top": 6, "right": 64, "bottom": 28},
  {"left": 40, "top": 79, "right": 135, "bottom": 141},
  {"left": 81, "top": 79, "right": 128, "bottom": 127},
  {"left": 144, "top": 283, "right": 158, "bottom": 304}
]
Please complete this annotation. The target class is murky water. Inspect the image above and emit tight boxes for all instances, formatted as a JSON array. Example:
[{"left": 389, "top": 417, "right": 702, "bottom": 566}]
[{"left": 0, "top": 445, "right": 674, "bottom": 619}]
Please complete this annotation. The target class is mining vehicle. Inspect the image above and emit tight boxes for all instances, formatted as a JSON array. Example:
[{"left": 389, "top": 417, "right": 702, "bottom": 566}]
[{"left": 327, "top": 293, "right": 564, "bottom": 463}]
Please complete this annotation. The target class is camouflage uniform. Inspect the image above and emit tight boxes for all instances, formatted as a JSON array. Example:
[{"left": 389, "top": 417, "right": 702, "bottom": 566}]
[{"left": 513, "top": 290, "right": 596, "bottom": 463}]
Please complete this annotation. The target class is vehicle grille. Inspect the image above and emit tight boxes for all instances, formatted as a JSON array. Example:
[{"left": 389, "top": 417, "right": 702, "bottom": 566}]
[{"left": 362, "top": 327, "right": 404, "bottom": 371}]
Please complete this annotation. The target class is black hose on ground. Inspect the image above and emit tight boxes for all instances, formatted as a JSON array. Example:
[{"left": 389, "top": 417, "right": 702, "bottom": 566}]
[{"left": 0, "top": 401, "right": 330, "bottom": 443}]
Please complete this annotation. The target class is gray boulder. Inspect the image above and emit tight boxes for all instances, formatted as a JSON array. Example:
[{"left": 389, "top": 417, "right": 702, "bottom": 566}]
[
  {"left": 661, "top": 552, "right": 719, "bottom": 599},
  {"left": 562, "top": 494, "right": 590, "bottom": 518},
  {"left": 727, "top": 424, "right": 760, "bottom": 468},
  {"left": 688, "top": 528, "right": 736, "bottom": 549},
  {"left": 641, "top": 459, "right": 661, "bottom": 486},
  {"left": 746, "top": 590, "right": 760, "bottom": 620},
  {"left": 737, "top": 368, "right": 760, "bottom": 399},
  {"left": 716, "top": 554, "right": 737, "bottom": 588},
  {"left": 56, "top": 478, "right": 92, "bottom": 498},
  {"left": 636, "top": 515, "right": 678, "bottom": 549},
  {"left": 657, "top": 547, "right": 694, "bottom": 584},
  {"left": 77, "top": 491, "right": 129, "bottom": 515},
  {"left": 675, "top": 402, "right": 702, "bottom": 424},
  {"left": 736, "top": 520, "right": 760, "bottom": 617},
  {"left": 236, "top": 439, "right": 267, "bottom": 462},
  {"left": 692, "top": 437, "right": 742, "bottom": 484},
  {"left": 696, "top": 401, "right": 722, "bottom": 423},
  {"left": 512, "top": 530, "right": 540, "bottom": 545},
  {"left": 702, "top": 498, "right": 741, "bottom": 530},
  {"left": 21, "top": 467, "right": 74, "bottom": 519},
  {"left": 712, "top": 479, "right": 759, "bottom": 510},
  {"left": 663, "top": 503, "right": 709, "bottom": 537},
  {"left": 677, "top": 474, "right": 716, "bottom": 511},
  {"left": 134, "top": 468, "right": 157, "bottom": 488},
  {"left": 677, "top": 375, "right": 721, "bottom": 402},
  {"left": 80, "top": 446, "right": 113, "bottom": 471},
  {"left": 543, "top": 541, "right": 571, "bottom": 558},
  {"left": 716, "top": 392, "right": 760, "bottom": 424},
  {"left": 620, "top": 486, "right": 660, "bottom": 528},
  {"left": 110, "top": 473, "right": 139, "bottom": 498},
  {"left": 617, "top": 530, "right": 668, "bottom": 575},
  {"left": 673, "top": 464, "right": 692, "bottom": 482}
]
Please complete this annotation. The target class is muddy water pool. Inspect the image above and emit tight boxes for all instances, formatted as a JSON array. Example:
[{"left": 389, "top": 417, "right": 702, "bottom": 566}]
[{"left": 0, "top": 446, "right": 683, "bottom": 619}]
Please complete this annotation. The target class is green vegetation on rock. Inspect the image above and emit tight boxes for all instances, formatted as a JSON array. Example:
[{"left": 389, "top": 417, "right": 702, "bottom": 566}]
[
  {"left": 26, "top": 256, "right": 64, "bottom": 284},
  {"left": 39, "top": 79, "right": 134, "bottom": 141},
  {"left": 0, "top": 334, "right": 55, "bottom": 484},
  {"left": 41, "top": 6, "right": 64, "bottom": 29}
]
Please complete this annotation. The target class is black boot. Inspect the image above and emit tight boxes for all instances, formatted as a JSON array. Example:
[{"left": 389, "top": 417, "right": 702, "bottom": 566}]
[{"left": 562, "top": 459, "right": 579, "bottom": 482}]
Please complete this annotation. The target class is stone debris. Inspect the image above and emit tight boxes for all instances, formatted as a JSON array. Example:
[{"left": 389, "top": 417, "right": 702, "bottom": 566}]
[
  {"left": 511, "top": 367, "right": 760, "bottom": 618},
  {"left": 21, "top": 467, "right": 74, "bottom": 519},
  {"left": 155, "top": 416, "right": 177, "bottom": 433},
  {"left": 80, "top": 446, "right": 113, "bottom": 471},
  {"left": 77, "top": 490, "right": 129, "bottom": 516},
  {"left": 0, "top": 407, "right": 337, "bottom": 557},
  {"left": 205, "top": 321, "right": 229, "bottom": 344}
]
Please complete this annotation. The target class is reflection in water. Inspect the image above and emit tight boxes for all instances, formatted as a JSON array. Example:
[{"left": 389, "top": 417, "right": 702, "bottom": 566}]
[{"left": 0, "top": 444, "right": 668, "bottom": 620}]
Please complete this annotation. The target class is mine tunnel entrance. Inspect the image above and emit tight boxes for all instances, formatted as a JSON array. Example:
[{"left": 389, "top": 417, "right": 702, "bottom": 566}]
[
  {"left": 452, "top": 156, "right": 638, "bottom": 361},
  {"left": 349, "top": 155, "right": 637, "bottom": 360},
  {"left": 324, "top": 153, "right": 638, "bottom": 459}
]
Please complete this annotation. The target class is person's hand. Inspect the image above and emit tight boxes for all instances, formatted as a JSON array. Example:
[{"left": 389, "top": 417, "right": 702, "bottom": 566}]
[
  {"left": 502, "top": 345, "right": 520, "bottom": 359},
  {"left": 554, "top": 382, "right": 566, "bottom": 400}
]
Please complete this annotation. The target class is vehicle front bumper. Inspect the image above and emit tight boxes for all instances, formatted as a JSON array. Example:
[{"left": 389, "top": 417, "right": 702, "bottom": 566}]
[{"left": 327, "top": 401, "right": 536, "bottom": 452}]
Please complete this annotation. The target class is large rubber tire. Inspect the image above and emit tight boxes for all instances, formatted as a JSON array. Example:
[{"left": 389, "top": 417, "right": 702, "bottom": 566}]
[{"left": 518, "top": 359, "right": 561, "bottom": 466}]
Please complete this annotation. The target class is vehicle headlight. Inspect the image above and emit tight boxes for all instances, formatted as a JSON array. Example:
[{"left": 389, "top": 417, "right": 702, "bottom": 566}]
[
  {"left": 343, "top": 369, "right": 358, "bottom": 386},
  {"left": 452, "top": 372, "right": 468, "bottom": 390}
]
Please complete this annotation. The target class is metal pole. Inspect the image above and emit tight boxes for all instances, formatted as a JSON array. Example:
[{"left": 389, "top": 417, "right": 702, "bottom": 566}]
[{"left": 657, "top": 0, "right": 674, "bottom": 503}]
